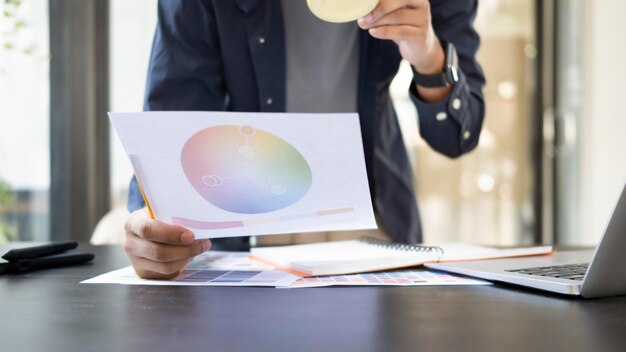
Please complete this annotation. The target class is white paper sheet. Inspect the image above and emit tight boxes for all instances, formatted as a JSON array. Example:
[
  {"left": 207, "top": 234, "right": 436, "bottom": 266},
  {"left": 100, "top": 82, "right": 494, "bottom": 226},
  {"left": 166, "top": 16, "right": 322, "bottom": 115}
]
[
  {"left": 110, "top": 111, "right": 376, "bottom": 239},
  {"left": 82, "top": 251, "right": 489, "bottom": 289},
  {"left": 81, "top": 251, "right": 300, "bottom": 287}
]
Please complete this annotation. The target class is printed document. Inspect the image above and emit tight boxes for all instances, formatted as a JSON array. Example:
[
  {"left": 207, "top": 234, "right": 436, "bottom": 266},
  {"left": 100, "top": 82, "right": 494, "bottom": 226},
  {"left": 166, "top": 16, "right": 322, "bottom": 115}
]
[{"left": 110, "top": 112, "right": 376, "bottom": 239}]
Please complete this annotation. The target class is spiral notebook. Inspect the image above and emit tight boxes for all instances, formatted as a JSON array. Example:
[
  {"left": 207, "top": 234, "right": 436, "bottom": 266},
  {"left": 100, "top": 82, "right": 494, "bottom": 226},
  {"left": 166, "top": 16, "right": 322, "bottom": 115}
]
[{"left": 250, "top": 237, "right": 553, "bottom": 276}]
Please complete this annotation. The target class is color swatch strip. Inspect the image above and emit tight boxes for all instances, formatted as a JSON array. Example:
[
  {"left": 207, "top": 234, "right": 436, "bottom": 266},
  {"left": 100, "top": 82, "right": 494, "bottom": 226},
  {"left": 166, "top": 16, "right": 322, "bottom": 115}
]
[
  {"left": 286, "top": 270, "right": 492, "bottom": 288},
  {"left": 172, "top": 207, "right": 355, "bottom": 230}
]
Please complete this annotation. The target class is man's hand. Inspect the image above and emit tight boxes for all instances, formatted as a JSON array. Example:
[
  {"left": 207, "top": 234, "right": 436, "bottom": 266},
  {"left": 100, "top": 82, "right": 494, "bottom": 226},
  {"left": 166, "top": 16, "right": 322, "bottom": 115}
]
[
  {"left": 124, "top": 208, "right": 211, "bottom": 279},
  {"left": 358, "top": 0, "right": 451, "bottom": 103}
]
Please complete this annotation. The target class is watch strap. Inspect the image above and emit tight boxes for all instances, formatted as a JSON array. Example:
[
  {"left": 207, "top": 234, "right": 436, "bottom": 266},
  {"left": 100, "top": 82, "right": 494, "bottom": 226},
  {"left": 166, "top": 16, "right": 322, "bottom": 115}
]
[
  {"left": 412, "top": 42, "right": 458, "bottom": 88},
  {"left": 412, "top": 66, "right": 451, "bottom": 88}
]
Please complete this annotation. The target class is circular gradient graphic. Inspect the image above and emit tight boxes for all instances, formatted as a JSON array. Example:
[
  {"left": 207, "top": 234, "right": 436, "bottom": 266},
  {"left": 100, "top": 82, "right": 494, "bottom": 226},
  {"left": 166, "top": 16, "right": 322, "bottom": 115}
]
[{"left": 181, "top": 125, "right": 312, "bottom": 214}]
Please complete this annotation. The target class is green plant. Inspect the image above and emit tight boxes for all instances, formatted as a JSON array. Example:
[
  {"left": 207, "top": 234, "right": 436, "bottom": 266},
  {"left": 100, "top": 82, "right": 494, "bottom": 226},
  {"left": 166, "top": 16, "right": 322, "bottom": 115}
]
[
  {"left": 1, "top": 0, "right": 32, "bottom": 242},
  {"left": 0, "top": 179, "right": 16, "bottom": 242},
  {"left": 1, "top": 0, "right": 37, "bottom": 55}
]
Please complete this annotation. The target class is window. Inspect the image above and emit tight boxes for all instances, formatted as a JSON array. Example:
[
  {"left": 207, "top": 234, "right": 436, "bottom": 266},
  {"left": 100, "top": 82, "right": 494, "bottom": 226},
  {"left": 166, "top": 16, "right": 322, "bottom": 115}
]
[
  {"left": 109, "top": 0, "right": 157, "bottom": 210},
  {"left": 0, "top": 0, "right": 50, "bottom": 242},
  {"left": 392, "top": 0, "right": 538, "bottom": 245},
  {"left": 558, "top": 0, "right": 626, "bottom": 245}
]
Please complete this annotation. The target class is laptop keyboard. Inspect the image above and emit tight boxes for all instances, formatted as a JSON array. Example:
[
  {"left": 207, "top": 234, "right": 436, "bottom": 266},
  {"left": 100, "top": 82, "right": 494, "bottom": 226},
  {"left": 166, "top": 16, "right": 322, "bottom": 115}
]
[{"left": 505, "top": 263, "right": 589, "bottom": 281}]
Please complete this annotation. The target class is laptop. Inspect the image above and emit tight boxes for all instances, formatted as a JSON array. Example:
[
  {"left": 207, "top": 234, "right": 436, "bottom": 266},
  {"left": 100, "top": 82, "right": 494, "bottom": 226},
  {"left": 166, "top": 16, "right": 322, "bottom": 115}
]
[{"left": 426, "top": 183, "right": 626, "bottom": 298}]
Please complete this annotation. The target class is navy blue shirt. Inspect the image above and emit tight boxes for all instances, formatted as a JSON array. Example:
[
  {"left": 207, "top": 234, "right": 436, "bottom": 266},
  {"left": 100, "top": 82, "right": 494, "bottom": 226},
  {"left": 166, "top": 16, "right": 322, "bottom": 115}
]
[{"left": 129, "top": 0, "right": 486, "bottom": 244}]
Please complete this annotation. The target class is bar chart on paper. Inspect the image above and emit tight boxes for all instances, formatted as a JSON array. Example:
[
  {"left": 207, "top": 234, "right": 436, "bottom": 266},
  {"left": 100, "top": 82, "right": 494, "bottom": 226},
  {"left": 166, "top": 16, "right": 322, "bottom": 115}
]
[{"left": 172, "top": 207, "right": 355, "bottom": 230}]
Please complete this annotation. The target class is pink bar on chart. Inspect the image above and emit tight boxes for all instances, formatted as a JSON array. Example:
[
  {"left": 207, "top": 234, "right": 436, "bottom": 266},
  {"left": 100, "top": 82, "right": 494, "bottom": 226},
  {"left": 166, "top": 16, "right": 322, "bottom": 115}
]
[{"left": 172, "top": 217, "right": 244, "bottom": 230}]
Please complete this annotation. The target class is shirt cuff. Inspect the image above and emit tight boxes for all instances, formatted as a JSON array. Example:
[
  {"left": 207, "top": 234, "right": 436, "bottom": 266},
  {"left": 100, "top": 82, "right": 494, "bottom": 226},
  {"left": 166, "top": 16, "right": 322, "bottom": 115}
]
[{"left": 409, "top": 70, "right": 474, "bottom": 150}]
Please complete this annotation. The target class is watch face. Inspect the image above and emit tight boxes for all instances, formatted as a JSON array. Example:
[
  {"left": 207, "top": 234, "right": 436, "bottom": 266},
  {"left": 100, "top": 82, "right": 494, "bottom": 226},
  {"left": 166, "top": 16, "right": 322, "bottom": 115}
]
[
  {"left": 413, "top": 42, "right": 459, "bottom": 88},
  {"left": 446, "top": 43, "right": 459, "bottom": 84},
  {"left": 448, "top": 66, "right": 459, "bottom": 84}
]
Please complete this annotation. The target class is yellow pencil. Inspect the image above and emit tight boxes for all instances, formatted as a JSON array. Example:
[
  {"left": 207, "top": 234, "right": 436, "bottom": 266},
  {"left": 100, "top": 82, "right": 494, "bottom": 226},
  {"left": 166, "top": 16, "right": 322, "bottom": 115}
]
[{"left": 136, "top": 176, "right": 155, "bottom": 220}]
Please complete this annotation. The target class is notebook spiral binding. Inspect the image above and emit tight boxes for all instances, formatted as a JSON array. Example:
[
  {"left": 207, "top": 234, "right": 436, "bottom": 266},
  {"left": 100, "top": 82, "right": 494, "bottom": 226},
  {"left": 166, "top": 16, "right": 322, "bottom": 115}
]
[{"left": 358, "top": 236, "right": 445, "bottom": 255}]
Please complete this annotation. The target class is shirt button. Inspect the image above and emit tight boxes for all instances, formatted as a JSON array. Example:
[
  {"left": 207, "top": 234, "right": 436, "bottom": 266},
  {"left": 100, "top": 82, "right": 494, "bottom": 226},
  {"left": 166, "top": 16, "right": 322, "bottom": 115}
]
[
  {"left": 463, "top": 131, "right": 471, "bottom": 140},
  {"left": 436, "top": 112, "right": 447, "bottom": 121},
  {"left": 258, "top": 37, "right": 266, "bottom": 44},
  {"left": 266, "top": 97, "right": 273, "bottom": 105},
  {"left": 452, "top": 98, "right": 462, "bottom": 110}
]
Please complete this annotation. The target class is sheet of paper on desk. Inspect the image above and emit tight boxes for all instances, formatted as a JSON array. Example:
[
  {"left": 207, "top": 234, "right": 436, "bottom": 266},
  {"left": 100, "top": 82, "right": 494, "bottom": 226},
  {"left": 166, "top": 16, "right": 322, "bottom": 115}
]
[
  {"left": 284, "top": 270, "right": 492, "bottom": 288},
  {"left": 81, "top": 251, "right": 300, "bottom": 287},
  {"left": 109, "top": 111, "right": 376, "bottom": 239}
]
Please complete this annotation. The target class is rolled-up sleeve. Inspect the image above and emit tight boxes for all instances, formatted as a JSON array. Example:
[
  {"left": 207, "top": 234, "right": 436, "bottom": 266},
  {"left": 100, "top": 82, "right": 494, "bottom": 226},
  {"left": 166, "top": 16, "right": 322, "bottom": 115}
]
[{"left": 410, "top": 0, "right": 486, "bottom": 158}]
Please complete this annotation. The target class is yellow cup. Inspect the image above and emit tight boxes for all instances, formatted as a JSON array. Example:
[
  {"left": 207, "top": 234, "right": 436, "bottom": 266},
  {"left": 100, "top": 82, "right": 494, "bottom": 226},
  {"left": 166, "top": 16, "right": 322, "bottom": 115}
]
[{"left": 306, "top": 0, "right": 379, "bottom": 23}]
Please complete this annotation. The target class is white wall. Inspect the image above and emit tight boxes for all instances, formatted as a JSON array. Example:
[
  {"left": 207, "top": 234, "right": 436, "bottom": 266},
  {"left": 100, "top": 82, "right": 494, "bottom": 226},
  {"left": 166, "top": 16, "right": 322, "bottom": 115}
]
[{"left": 576, "top": 0, "right": 626, "bottom": 245}]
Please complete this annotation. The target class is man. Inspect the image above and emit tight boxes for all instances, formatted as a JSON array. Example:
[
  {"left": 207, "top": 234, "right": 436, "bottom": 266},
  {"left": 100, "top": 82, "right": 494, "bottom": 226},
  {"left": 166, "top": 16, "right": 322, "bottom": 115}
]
[{"left": 124, "top": 0, "right": 485, "bottom": 279}]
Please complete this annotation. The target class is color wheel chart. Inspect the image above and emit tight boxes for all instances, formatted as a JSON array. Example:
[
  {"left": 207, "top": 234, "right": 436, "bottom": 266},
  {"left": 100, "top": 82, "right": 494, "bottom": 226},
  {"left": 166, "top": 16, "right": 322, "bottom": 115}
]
[{"left": 177, "top": 124, "right": 355, "bottom": 229}]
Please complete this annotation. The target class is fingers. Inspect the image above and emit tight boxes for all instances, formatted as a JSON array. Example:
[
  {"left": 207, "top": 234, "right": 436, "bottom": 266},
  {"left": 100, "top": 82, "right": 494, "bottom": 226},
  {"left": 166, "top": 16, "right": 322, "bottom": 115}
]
[
  {"left": 123, "top": 208, "right": 213, "bottom": 280},
  {"left": 368, "top": 25, "right": 420, "bottom": 42},
  {"left": 125, "top": 232, "right": 211, "bottom": 262},
  {"left": 130, "top": 256, "right": 194, "bottom": 279},
  {"left": 364, "top": 0, "right": 425, "bottom": 23},
  {"left": 359, "top": 8, "right": 422, "bottom": 30},
  {"left": 126, "top": 208, "right": 195, "bottom": 245},
  {"left": 358, "top": 0, "right": 441, "bottom": 79}
]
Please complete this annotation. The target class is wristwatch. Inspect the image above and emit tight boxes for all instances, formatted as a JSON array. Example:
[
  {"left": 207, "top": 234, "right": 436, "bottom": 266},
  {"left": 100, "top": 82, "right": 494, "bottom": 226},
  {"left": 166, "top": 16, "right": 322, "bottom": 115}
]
[{"left": 412, "top": 41, "right": 459, "bottom": 88}]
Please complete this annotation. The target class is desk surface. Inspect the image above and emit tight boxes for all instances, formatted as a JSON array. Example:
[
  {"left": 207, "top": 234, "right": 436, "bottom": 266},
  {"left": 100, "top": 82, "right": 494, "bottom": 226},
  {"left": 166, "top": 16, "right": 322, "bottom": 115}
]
[{"left": 1, "top": 244, "right": 626, "bottom": 352}]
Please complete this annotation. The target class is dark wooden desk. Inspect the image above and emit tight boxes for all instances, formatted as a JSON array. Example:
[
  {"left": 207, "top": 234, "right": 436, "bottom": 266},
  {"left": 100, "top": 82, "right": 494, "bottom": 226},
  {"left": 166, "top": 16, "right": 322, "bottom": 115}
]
[{"left": 1, "top": 244, "right": 626, "bottom": 352}]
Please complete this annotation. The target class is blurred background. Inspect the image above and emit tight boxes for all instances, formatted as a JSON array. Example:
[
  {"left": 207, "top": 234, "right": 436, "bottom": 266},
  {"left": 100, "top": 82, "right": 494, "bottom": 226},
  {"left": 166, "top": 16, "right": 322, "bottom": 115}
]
[{"left": 0, "top": 0, "right": 624, "bottom": 246}]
